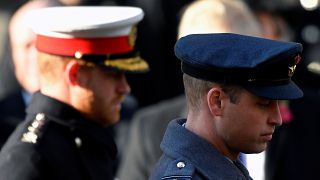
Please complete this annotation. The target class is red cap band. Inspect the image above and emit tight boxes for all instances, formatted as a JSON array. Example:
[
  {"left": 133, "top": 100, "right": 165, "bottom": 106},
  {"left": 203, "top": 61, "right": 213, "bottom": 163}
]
[{"left": 36, "top": 34, "right": 133, "bottom": 56}]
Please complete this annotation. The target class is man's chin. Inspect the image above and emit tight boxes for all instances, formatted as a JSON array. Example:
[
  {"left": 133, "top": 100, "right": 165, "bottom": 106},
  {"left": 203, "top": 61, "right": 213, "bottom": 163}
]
[
  {"left": 242, "top": 144, "right": 267, "bottom": 154},
  {"left": 100, "top": 115, "right": 120, "bottom": 127}
]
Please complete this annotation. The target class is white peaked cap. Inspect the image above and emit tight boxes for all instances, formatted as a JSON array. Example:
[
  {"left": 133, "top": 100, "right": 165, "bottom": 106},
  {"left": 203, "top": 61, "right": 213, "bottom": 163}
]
[
  {"left": 24, "top": 6, "right": 149, "bottom": 72},
  {"left": 25, "top": 6, "right": 144, "bottom": 38}
]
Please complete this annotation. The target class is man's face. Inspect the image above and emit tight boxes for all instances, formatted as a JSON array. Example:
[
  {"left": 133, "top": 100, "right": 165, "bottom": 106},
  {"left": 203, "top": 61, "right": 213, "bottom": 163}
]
[
  {"left": 217, "top": 90, "right": 282, "bottom": 154},
  {"left": 74, "top": 66, "right": 131, "bottom": 126}
]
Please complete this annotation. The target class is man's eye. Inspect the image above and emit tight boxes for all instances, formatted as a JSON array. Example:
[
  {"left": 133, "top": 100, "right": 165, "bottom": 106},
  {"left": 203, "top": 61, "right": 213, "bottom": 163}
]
[{"left": 258, "top": 101, "right": 271, "bottom": 107}]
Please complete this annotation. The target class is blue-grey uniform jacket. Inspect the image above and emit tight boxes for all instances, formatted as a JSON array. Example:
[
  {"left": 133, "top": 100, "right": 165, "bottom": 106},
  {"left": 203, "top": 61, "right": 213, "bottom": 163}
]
[{"left": 149, "top": 119, "right": 253, "bottom": 180}]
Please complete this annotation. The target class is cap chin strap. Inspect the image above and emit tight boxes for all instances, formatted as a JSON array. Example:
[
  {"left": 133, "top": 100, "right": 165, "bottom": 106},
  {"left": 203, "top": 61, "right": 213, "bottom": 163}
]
[{"left": 181, "top": 62, "right": 291, "bottom": 86}]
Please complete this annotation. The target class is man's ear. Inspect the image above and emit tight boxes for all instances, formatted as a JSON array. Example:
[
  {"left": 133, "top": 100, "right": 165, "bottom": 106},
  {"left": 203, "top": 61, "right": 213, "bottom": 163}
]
[
  {"left": 65, "top": 60, "right": 80, "bottom": 86},
  {"left": 207, "top": 87, "right": 223, "bottom": 116}
]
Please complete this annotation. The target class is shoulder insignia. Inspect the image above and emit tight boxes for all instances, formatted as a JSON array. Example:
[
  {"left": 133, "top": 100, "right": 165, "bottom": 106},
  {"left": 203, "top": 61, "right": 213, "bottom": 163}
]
[{"left": 21, "top": 113, "right": 46, "bottom": 144}]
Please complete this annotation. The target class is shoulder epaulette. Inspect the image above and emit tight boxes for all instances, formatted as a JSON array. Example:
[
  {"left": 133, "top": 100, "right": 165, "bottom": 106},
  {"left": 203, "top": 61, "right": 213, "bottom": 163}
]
[
  {"left": 21, "top": 113, "right": 47, "bottom": 144},
  {"left": 161, "top": 159, "right": 195, "bottom": 180}
]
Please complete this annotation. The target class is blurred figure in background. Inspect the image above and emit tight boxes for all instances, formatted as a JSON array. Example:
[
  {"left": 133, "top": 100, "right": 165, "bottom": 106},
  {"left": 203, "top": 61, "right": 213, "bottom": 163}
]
[
  {"left": 116, "top": 0, "right": 262, "bottom": 179},
  {"left": 254, "top": 9, "right": 293, "bottom": 41},
  {"left": 0, "top": 0, "right": 61, "bottom": 149},
  {"left": 0, "top": 0, "right": 25, "bottom": 101}
]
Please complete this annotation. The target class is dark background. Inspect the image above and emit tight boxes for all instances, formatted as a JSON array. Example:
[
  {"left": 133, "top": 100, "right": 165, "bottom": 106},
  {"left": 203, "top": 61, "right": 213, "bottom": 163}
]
[{"left": 2, "top": 0, "right": 320, "bottom": 107}]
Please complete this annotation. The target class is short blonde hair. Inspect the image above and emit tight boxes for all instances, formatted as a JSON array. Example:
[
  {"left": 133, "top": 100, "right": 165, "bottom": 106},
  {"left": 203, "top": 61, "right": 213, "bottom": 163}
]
[
  {"left": 183, "top": 74, "right": 242, "bottom": 112},
  {"left": 178, "top": 0, "right": 262, "bottom": 38},
  {"left": 183, "top": 74, "right": 214, "bottom": 112},
  {"left": 37, "top": 52, "right": 71, "bottom": 83}
]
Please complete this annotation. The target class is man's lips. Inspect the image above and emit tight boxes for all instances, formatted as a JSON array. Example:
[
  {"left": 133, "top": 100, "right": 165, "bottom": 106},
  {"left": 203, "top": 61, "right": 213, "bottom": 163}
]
[{"left": 261, "top": 132, "right": 273, "bottom": 141}]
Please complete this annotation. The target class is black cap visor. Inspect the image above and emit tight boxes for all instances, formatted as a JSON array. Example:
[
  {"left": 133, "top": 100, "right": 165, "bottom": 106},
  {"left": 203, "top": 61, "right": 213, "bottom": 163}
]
[{"left": 244, "top": 80, "right": 303, "bottom": 100}]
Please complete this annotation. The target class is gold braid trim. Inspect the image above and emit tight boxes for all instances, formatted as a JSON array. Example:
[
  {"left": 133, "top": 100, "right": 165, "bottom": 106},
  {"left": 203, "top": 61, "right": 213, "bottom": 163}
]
[{"left": 104, "top": 57, "right": 149, "bottom": 71}]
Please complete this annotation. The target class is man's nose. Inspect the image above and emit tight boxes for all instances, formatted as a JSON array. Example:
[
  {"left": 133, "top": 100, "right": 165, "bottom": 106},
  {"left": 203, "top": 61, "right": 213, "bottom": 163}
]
[
  {"left": 118, "top": 74, "right": 131, "bottom": 95},
  {"left": 269, "top": 101, "right": 283, "bottom": 127}
]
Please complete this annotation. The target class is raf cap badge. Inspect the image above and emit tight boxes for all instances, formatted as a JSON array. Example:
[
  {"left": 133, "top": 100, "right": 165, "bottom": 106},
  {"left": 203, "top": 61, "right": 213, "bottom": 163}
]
[{"left": 288, "top": 54, "right": 301, "bottom": 77}]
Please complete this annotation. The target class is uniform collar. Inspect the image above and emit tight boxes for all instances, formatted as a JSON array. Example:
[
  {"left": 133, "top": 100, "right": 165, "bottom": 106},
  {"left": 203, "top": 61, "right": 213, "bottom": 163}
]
[
  {"left": 26, "top": 91, "right": 83, "bottom": 121},
  {"left": 160, "top": 118, "right": 252, "bottom": 180},
  {"left": 26, "top": 92, "right": 117, "bottom": 158}
]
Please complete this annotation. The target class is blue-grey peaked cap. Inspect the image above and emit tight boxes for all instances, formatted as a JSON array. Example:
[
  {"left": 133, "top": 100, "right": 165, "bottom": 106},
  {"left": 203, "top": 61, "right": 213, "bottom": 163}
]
[{"left": 175, "top": 33, "right": 303, "bottom": 100}]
